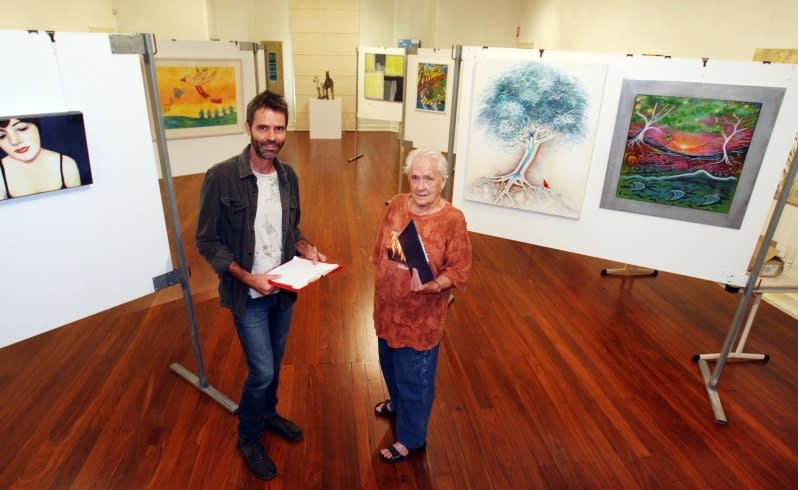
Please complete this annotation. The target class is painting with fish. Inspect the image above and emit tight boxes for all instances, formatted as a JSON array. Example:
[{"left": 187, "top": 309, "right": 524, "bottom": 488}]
[
  {"left": 155, "top": 59, "right": 244, "bottom": 139},
  {"left": 601, "top": 79, "right": 785, "bottom": 229}
]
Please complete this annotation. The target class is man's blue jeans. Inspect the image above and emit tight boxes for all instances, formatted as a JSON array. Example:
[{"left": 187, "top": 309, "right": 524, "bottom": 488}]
[
  {"left": 233, "top": 294, "right": 294, "bottom": 442},
  {"left": 378, "top": 338, "right": 440, "bottom": 449}
]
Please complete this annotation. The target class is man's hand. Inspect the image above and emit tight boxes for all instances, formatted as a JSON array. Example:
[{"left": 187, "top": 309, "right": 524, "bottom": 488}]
[
  {"left": 250, "top": 272, "right": 282, "bottom": 296},
  {"left": 228, "top": 261, "right": 281, "bottom": 295},
  {"left": 296, "top": 240, "right": 327, "bottom": 264}
]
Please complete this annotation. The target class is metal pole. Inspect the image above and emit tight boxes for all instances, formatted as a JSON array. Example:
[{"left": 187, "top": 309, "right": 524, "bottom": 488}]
[
  {"left": 348, "top": 46, "right": 364, "bottom": 162},
  {"left": 710, "top": 143, "right": 798, "bottom": 389},
  {"left": 139, "top": 33, "right": 237, "bottom": 413},
  {"left": 699, "top": 137, "right": 798, "bottom": 424},
  {"left": 444, "top": 45, "right": 463, "bottom": 201}
]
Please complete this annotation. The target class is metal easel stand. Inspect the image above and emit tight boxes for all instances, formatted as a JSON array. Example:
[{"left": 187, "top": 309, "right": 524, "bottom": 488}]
[
  {"left": 693, "top": 288, "right": 772, "bottom": 363},
  {"left": 395, "top": 53, "right": 412, "bottom": 194},
  {"left": 600, "top": 264, "right": 658, "bottom": 277},
  {"left": 694, "top": 140, "right": 798, "bottom": 425},
  {"left": 348, "top": 48, "right": 365, "bottom": 162},
  {"left": 442, "top": 45, "right": 463, "bottom": 202},
  {"left": 109, "top": 33, "right": 237, "bottom": 414}
]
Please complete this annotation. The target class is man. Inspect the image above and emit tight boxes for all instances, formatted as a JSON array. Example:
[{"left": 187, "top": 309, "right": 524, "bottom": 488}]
[{"left": 196, "top": 91, "right": 325, "bottom": 480}]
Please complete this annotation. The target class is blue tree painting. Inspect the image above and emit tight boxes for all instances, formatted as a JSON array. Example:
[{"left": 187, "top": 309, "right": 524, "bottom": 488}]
[{"left": 465, "top": 59, "right": 606, "bottom": 218}]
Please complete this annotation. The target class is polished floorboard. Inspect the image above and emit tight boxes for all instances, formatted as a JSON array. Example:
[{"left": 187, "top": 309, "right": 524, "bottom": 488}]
[{"left": 2, "top": 132, "right": 798, "bottom": 489}]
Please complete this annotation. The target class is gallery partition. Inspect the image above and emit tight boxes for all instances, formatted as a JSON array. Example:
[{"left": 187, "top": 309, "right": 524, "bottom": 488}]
[
  {"left": 438, "top": 45, "right": 798, "bottom": 423},
  {"left": 403, "top": 46, "right": 461, "bottom": 199},
  {"left": 0, "top": 30, "right": 172, "bottom": 348},
  {"left": 450, "top": 46, "right": 798, "bottom": 287},
  {"left": 0, "top": 30, "right": 239, "bottom": 412},
  {"left": 152, "top": 38, "right": 259, "bottom": 177},
  {"left": 351, "top": 46, "right": 407, "bottom": 164}
]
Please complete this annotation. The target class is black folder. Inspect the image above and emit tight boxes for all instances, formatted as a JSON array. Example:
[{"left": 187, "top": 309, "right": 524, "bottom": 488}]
[{"left": 397, "top": 220, "right": 435, "bottom": 283}]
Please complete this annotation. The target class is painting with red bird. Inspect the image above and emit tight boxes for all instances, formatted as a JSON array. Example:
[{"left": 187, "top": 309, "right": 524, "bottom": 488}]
[{"left": 155, "top": 59, "right": 243, "bottom": 139}]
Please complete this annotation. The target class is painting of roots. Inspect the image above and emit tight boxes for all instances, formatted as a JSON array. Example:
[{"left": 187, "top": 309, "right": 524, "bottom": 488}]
[{"left": 465, "top": 60, "right": 605, "bottom": 218}]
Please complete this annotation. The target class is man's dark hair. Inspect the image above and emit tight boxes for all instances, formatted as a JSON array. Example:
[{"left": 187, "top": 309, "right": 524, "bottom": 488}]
[{"left": 246, "top": 91, "right": 289, "bottom": 125}]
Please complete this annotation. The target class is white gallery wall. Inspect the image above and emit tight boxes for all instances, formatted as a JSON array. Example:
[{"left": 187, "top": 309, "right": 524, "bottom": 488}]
[
  {"left": 520, "top": 0, "right": 798, "bottom": 60},
  {"left": 0, "top": 0, "right": 115, "bottom": 32},
  {"left": 5, "top": 1, "right": 797, "bottom": 133}
]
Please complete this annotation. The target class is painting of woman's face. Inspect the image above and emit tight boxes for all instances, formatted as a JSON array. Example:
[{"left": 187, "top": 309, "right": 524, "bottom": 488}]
[{"left": 0, "top": 119, "right": 42, "bottom": 162}]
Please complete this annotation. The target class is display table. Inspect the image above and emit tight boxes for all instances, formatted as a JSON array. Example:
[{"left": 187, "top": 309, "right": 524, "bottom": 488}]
[{"left": 309, "top": 98, "right": 342, "bottom": 139}]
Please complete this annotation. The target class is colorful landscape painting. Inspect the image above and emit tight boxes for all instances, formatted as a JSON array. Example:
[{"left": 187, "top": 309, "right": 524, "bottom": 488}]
[
  {"left": 155, "top": 60, "right": 242, "bottom": 138},
  {"left": 416, "top": 63, "right": 448, "bottom": 113},
  {"left": 615, "top": 94, "right": 762, "bottom": 213},
  {"left": 601, "top": 79, "right": 785, "bottom": 228}
]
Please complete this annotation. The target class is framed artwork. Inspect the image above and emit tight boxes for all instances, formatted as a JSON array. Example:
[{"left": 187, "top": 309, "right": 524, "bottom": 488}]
[
  {"left": 261, "top": 41, "right": 285, "bottom": 96},
  {"left": 463, "top": 59, "right": 607, "bottom": 218},
  {"left": 753, "top": 48, "right": 798, "bottom": 64},
  {"left": 416, "top": 63, "right": 448, "bottom": 113},
  {"left": 0, "top": 111, "right": 93, "bottom": 202},
  {"left": 155, "top": 59, "right": 244, "bottom": 139},
  {"left": 364, "top": 53, "right": 405, "bottom": 102},
  {"left": 398, "top": 39, "right": 420, "bottom": 49},
  {"left": 600, "top": 79, "right": 785, "bottom": 229}
]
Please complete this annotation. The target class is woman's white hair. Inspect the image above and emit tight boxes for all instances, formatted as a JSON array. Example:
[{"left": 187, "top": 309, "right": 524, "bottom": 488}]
[{"left": 403, "top": 148, "right": 449, "bottom": 179}]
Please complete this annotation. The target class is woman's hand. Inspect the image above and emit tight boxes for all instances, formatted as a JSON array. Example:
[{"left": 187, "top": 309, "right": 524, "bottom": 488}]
[{"left": 410, "top": 269, "right": 442, "bottom": 294}]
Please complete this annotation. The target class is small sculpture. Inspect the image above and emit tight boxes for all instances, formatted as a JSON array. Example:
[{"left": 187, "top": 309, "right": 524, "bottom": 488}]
[
  {"left": 312, "top": 76, "right": 322, "bottom": 99},
  {"left": 323, "top": 71, "right": 334, "bottom": 100},
  {"left": 313, "top": 76, "right": 323, "bottom": 99}
]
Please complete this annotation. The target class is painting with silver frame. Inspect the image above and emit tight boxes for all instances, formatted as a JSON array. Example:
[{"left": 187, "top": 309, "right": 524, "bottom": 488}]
[{"left": 600, "top": 79, "right": 785, "bottom": 229}]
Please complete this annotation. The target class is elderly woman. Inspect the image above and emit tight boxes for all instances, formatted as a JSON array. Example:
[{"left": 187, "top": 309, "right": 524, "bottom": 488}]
[
  {"left": 370, "top": 148, "right": 472, "bottom": 463},
  {"left": 0, "top": 117, "right": 81, "bottom": 200}
]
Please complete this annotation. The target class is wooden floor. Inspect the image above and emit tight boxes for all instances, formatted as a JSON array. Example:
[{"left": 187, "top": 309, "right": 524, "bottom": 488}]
[{"left": 2, "top": 132, "right": 798, "bottom": 489}]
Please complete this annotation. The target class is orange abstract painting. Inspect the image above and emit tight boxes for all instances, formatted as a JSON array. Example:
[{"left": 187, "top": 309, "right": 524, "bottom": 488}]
[{"left": 155, "top": 59, "right": 243, "bottom": 138}]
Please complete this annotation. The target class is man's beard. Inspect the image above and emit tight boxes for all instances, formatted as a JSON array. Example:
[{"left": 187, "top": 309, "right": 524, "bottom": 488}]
[{"left": 252, "top": 138, "right": 282, "bottom": 160}]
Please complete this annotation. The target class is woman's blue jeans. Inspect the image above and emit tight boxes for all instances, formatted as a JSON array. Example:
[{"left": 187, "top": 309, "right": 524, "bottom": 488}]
[
  {"left": 378, "top": 338, "right": 440, "bottom": 449},
  {"left": 233, "top": 294, "right": 294, "bottom": 441}
]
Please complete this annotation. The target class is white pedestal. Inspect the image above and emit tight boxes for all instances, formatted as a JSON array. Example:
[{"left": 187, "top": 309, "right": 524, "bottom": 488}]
[{"left": 309, "top": 98, "right": 342, "bottom": 139}]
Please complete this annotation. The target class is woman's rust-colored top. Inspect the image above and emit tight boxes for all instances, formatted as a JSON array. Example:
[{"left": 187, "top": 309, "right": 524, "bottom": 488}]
[{"left": 371, "top": 194, "right": 472, "bottom": 350}]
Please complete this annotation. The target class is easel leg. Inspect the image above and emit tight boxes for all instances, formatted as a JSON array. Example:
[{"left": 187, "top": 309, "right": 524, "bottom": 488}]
[
  {"left": 601, "top": 264, "right": 658, "bottom": 277},
  {"left": 693, "top": 293, "right": 770, "bottom": 362}
]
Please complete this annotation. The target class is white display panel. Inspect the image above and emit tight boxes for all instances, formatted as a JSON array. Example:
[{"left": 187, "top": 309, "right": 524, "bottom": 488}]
[
  {"left": 451, "top": 46, "right": 798, "bottom": 286},
  {"left": 0, "top": 31, "right": 172, "bottom": 348},
  {"left": 356, "top": 46, "right": 406, "bottom": 123},
  {"left": 154, "top": 39, "right": 257, "bottom": 176},
  {"left": 403, "top": 49, "right": 456, "bottom": 152}
]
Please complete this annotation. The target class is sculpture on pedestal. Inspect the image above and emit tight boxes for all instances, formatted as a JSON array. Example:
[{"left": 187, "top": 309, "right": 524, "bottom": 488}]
[{"left": 323, "top": 71, "right": 334, "bottom": 100}]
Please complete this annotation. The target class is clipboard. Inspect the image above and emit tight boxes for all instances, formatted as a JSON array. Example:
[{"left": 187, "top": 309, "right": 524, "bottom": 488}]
[
  {"left": 267, "top": 256, "right": 342, "bottom": 292},
  {"left": 398, "top": 220, "right": 435, "bottom": 283}
]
